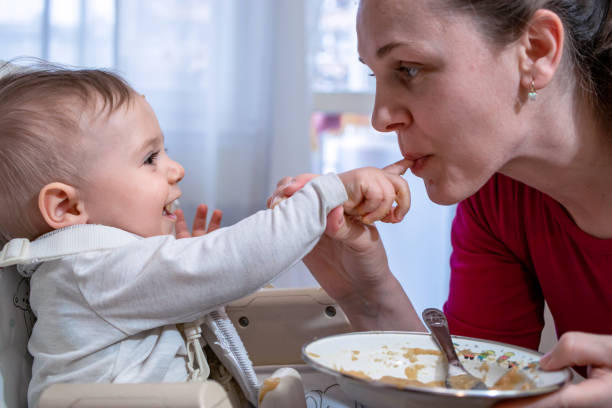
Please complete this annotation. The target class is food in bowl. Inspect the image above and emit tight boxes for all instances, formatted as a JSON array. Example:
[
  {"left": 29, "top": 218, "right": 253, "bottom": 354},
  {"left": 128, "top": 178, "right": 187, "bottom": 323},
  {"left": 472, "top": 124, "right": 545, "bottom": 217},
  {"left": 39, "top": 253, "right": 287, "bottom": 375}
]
[{"left": 303, "top": 332, "right": 571, "bottom": 408}]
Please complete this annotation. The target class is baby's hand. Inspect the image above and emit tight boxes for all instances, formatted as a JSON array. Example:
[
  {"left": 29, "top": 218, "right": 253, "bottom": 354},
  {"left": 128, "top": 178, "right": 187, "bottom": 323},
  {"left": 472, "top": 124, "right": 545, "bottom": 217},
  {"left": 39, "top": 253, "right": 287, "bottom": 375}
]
[
  {"left": 175, "top": 204, "right": 223, "bottom": 239},
  {"left": 266, "top": 173, "right": 319, "bottom": 209},
  {"left": 338, "top": 159, "right": 411, "bottom": 224}
]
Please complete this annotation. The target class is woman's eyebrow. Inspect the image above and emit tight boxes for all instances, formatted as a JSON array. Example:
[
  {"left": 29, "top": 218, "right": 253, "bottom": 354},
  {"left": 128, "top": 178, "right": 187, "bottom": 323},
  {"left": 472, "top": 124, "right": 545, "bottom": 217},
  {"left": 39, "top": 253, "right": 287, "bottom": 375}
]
[
  {"left": 359, "top": 41, "right": 417, "bottom": 64},
  {"left": 376, "top": 42, "right": 403, "bottom": 58}
]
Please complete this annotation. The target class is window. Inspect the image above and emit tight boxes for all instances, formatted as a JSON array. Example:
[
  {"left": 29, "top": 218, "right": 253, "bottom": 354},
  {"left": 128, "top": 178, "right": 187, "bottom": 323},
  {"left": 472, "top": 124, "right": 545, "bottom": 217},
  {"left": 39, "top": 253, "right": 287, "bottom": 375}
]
[
  {"left": 0, "top": 0, "right": 45, "bottom": 59},
  {"left": 307, "top": 0, "right": 454, "bottom": 311},
  {"left": 0, "top": 1, "right": 453, "bottom": 311}
]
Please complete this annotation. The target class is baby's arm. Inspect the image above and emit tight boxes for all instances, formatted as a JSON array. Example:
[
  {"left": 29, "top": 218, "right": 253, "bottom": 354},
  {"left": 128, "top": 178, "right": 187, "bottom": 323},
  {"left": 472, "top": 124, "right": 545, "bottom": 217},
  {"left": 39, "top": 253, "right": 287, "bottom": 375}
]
[
  {"left": 74, "top": 174, "right": 348, "bottom": 332},
  {"left": 269, "top": 159, "right": 412, "bottom": 226}
]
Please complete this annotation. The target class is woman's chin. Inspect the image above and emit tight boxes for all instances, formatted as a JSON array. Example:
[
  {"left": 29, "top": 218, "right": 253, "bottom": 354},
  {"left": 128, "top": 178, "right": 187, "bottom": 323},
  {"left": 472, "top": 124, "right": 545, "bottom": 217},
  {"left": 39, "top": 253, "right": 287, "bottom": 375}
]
[{"left": 424, "top": 180, "right": 469, "bottom": 206}]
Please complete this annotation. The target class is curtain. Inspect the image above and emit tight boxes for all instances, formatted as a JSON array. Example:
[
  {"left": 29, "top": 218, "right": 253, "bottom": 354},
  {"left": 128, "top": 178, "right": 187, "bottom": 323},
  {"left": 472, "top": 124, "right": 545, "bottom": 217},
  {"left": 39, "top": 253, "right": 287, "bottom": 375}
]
[
  {"left": 1, "top": 0, "right": 315, "bottom": 286},
  {"left": 0, "top": 0, "right": 453, "bottom": 300}
]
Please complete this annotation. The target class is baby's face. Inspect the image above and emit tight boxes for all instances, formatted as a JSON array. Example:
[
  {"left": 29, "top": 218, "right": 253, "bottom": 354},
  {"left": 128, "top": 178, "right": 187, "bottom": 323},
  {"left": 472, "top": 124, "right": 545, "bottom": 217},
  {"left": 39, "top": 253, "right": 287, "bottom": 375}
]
[{"left": 78, "top": 94, "right": 184, "bottom": 237}]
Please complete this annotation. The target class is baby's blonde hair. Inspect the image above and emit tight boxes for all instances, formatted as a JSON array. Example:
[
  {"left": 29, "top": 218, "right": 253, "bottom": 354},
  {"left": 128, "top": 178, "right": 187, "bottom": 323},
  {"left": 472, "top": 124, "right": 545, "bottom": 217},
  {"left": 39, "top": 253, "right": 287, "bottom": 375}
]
[{"left": 0, "top": 61, "right": 135, "bottom": 245}]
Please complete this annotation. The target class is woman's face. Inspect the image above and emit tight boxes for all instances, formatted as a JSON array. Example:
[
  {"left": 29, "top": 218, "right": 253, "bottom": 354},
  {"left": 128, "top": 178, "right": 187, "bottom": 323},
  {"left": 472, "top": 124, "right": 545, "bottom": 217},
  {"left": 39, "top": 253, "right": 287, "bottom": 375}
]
[{"left": 357, "top": 0, "right": 528, "bottom": 204}]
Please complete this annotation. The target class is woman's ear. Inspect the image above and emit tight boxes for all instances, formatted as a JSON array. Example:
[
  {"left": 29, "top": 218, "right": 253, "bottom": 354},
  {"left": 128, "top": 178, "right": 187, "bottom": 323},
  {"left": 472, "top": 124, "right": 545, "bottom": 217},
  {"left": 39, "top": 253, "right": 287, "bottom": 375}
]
[
  {"left": 517, "top": 9, "right": 564, "bottom": 91},
  {"left": 38, "top": 182, "right": 88, "bottom": 230}
]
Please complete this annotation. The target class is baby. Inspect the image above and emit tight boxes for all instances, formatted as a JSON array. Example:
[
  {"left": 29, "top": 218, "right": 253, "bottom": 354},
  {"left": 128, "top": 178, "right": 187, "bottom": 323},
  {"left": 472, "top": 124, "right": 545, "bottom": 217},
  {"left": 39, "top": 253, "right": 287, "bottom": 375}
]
[{"left": 0, "top": 63, "right": 410, "bottom": 407}]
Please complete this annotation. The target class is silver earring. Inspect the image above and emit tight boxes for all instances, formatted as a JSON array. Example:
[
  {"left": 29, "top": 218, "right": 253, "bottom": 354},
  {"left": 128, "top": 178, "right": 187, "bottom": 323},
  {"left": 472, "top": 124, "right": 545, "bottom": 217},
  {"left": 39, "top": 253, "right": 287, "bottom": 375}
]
[{"left": 528, "top": 80, "right": 537, "bottom": 101}]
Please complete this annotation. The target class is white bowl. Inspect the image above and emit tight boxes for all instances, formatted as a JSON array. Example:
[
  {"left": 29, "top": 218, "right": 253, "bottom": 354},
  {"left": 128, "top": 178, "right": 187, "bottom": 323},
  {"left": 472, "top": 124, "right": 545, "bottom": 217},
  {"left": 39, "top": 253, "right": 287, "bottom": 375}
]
[{"left": 302, "top": 331, "right": 571, "bottom": 408}]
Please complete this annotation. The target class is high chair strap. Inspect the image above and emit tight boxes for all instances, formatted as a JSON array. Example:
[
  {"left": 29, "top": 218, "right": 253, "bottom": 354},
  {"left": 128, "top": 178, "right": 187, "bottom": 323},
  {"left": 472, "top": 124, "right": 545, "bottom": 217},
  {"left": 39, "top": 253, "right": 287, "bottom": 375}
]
[
  {"left": 0, "top": 238, "right": 29, "bottom": 267},
  {"left": 0, "top": 225, "right": 138, "bottom": 270},
  {"left": 183, "top": 318, "right": 211, "bottom": 382},
  {"left": 202, "top": 308, "right": 260, "bottom": 406}
]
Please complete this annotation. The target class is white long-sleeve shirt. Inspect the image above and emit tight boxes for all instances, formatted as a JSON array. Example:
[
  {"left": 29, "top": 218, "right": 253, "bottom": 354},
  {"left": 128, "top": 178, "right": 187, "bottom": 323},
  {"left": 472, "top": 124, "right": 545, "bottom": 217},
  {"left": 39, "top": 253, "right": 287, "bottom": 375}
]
[{"left": 3, "top": 174, "right": 347, "bottom": 407}]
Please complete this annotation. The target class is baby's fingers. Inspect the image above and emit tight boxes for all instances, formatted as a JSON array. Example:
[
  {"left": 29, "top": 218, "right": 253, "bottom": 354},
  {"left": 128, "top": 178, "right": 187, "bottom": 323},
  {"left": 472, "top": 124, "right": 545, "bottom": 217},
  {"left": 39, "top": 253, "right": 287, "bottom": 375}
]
[
  {"left": 267, "top": 176, "right": 293, "bottom": 208},
  {"left": 193, "top": 205, "right": 223, "bottom": 236},
  {"left": 267, "top": 173, "right": 320, "bottom": 209},
  {"left": 359, "top": 173, "right": 410, "bottom": 224},
  {"left": 382, "top": 158, "right": 413, "bottom": 176},
  {"left": 386, "top": 173, "right": 411, "bottom": 223},
  {"left": 283, "top": 173, "right": 319, "bottom": 196},
  {"left": 207, "top": 209, "right": 223, "bottom": 233},
  {"left": 359, "top": 181, "right": 396, "bottom": 224},
  {"left": 191, "top": 205, "right": 210, "bottom": 237},
  {"left": 174, "top": 209, "right": 191, "bottom": 239},
  {"left": 275, "top": 176, "right": 293, "bottom": 188}
]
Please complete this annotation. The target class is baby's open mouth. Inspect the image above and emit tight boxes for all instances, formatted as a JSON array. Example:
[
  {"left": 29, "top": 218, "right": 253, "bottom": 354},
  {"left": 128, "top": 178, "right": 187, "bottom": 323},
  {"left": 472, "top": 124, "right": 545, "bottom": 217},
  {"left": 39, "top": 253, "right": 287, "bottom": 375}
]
[{"left": 163, "top": 199, "right": 180, "bottom": 218}]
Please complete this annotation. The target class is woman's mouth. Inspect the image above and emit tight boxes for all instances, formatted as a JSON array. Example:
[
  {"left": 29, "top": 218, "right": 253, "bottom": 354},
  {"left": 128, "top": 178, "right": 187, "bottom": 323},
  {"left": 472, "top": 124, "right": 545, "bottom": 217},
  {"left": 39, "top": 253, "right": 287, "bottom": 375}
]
[{"left": 409, "top": 155, "right": 431, "bottom": 175}]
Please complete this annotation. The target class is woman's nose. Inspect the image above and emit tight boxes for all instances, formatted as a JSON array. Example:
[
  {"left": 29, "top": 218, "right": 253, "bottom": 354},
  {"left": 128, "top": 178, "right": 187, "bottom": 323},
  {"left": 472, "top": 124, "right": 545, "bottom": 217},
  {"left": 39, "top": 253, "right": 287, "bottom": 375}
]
[
  {"left": 371, "top": 86, "right": 412, "bottom": 133},
  {"left": 168, "top": 159, "right": 185, "bottom": 184}
]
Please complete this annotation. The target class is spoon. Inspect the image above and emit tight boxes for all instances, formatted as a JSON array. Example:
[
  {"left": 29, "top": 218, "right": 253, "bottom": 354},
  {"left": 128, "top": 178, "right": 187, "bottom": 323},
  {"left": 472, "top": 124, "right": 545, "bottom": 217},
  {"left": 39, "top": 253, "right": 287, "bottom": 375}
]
[{"left": 422, "top": 308, "right": 488, "bottom": 391}]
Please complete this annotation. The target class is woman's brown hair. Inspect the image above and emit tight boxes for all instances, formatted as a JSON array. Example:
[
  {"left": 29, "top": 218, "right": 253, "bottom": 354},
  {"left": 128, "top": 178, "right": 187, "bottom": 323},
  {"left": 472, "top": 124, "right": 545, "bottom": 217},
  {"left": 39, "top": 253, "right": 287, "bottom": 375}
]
[{"left": 445, "top": 0, "right": 611, "bottom": 122}]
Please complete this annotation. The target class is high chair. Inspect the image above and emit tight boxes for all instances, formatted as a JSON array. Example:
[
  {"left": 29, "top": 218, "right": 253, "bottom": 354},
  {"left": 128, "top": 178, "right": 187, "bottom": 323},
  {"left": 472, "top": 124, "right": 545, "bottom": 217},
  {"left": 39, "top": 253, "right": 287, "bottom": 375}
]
[{"left": 1, "top": 265, "right": 355, "bottom": 408}]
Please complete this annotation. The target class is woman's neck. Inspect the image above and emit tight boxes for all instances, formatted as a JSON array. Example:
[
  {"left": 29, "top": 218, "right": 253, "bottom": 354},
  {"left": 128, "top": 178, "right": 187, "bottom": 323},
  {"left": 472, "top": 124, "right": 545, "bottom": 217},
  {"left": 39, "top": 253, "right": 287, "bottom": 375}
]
[{"left": 502, "top": 104, "right": 612, "bottom": 238}]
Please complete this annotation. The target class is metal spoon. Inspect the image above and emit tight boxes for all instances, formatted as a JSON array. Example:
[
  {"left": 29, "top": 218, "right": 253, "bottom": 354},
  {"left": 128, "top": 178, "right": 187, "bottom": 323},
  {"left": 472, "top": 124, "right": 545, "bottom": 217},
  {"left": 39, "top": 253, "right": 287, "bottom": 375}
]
[{"left": 422, "top": 308, "right": 488, "bottom": 391}]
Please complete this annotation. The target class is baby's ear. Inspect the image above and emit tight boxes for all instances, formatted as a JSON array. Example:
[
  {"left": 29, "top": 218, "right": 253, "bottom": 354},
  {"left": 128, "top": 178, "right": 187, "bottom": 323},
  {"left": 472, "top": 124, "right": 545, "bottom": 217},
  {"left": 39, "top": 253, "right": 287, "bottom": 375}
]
[{"left": 38, "top": 182, "right": 88, "bottom": 230}]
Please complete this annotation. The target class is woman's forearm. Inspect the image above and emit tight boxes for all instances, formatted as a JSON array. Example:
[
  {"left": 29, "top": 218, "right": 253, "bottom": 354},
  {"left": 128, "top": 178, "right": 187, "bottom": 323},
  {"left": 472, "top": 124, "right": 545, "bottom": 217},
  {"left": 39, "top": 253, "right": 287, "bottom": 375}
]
[{"left": 337, "top": 274, "right": 426, "bottom": 332}]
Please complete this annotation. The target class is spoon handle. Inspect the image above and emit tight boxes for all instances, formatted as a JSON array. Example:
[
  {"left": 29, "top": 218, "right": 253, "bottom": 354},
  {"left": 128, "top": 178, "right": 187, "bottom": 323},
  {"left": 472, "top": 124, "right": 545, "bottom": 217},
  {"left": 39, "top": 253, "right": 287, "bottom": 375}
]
[
  {"left": 422, "top": 308, "right": 489, "bottom": 390},
  {"left": 422, "top": 308, "right": 460, "bottom": 365}
]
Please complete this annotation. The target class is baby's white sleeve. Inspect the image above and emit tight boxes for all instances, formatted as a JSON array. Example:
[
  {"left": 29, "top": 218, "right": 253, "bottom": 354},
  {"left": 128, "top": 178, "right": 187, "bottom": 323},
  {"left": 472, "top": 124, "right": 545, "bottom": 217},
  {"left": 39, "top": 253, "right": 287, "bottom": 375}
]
[{"left": 74, "top": 173, "right": 347, "bottom": 334}]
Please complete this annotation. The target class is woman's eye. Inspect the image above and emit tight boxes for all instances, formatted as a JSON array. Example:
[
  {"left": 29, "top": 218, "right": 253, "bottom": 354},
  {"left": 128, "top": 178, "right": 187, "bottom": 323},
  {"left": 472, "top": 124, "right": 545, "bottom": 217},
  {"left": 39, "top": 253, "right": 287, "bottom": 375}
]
[
  {"left": 144, "top": 151, "right": 159, "bottom": 165},
  {"left": 398, "top": 65, "right": 420, "bottom": 79}
]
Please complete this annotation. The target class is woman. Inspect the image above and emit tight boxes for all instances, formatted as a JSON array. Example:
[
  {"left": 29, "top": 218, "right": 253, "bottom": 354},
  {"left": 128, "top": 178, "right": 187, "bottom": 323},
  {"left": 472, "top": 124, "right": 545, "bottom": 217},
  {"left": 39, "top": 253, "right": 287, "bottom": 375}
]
[{"left": 273, "top": 0, "right": 612, "bottom": 406}]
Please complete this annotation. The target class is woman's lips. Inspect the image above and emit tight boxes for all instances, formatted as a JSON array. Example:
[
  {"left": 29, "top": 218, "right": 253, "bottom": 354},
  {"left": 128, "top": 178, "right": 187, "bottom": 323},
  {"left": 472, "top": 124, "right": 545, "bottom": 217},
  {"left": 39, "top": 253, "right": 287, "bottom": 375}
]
[{"left": 408, "top": 155, "right": 431, "bottom": 174}]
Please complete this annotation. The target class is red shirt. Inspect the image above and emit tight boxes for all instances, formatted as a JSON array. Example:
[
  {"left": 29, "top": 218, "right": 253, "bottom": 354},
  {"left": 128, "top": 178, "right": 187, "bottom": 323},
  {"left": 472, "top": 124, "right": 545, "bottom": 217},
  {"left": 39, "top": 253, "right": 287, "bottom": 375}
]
[{"left": 444, "top": 173, "right": 612, "bottom": 350}]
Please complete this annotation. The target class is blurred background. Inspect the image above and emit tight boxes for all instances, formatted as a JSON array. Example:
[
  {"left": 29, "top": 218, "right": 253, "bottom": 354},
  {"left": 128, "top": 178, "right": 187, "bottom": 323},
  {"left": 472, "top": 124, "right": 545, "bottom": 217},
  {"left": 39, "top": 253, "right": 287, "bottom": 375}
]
[{"left": 0, "top": 0, "right": 454, "bottom": 312}]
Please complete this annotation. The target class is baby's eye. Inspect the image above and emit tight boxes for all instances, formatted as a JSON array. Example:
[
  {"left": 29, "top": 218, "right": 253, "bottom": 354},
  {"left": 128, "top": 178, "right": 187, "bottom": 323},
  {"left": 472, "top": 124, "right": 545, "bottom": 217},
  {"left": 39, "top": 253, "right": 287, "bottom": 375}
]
[{"left": 144, "top": 151, "right": 159, "bottom": 165}]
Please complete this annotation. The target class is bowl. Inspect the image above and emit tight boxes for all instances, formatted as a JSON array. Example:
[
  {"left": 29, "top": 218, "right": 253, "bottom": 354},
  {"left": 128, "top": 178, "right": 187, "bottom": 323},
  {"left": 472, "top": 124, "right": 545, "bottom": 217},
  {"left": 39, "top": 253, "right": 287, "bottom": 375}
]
[{"left": 302, "top": 331, "right": 571, "bottom": 408}]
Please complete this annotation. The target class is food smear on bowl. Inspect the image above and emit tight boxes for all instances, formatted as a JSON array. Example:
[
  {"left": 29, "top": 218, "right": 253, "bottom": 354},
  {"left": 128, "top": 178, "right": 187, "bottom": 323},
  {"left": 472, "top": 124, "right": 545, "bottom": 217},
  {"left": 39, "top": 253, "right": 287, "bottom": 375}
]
[
  {"left": 403, "top": 347, "right": 441, "bottom": 362},
  {"left": 339, "top": 368, "right": 444, "bottom": 388},
  {"left": 339, "top": 369, "right": 370, "bottom": 380},
  {"left": 447, "top": 374, "right": 486, "bottom": 390},
  {"left": 493, "top": 366, "right": 535, "bottom": 391},
  {"left": 404, "top": 364, "right": 425, "bottom": 380},
  {"left": 377, "top": 375, "right": 444, "bottom": 388},
  {"left": 336, "top": 346, "right": 535, "bottom": 391}
]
